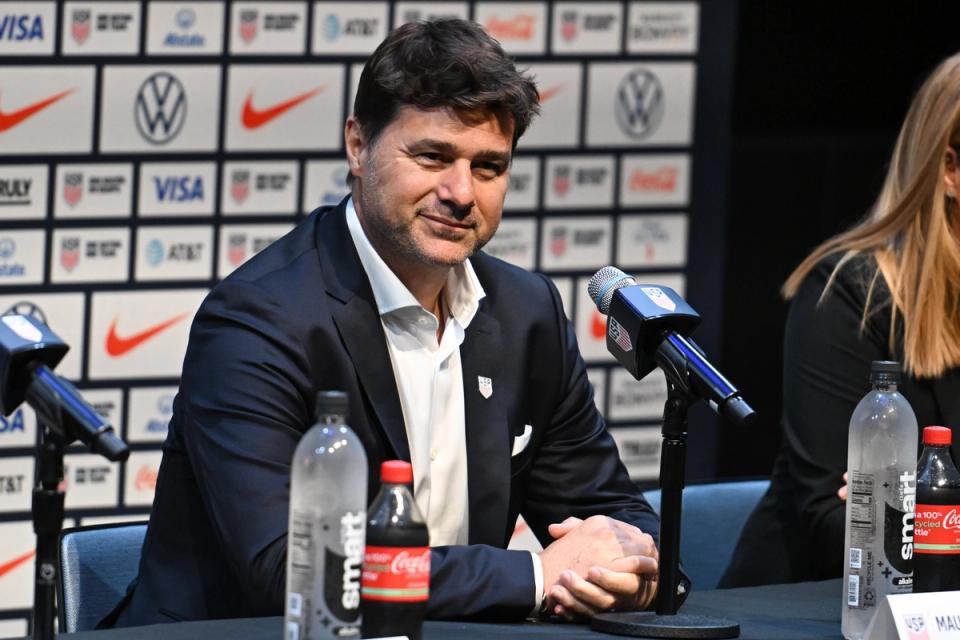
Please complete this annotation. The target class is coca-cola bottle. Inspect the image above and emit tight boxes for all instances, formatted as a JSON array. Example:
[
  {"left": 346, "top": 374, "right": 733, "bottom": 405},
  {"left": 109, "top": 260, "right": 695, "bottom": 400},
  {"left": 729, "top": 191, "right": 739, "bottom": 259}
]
[
  {"left": 285, "top": 391, "right": 367, "bottom": 640},
  {"left": 913, "top": 425, "right": 960, "bottom": 592},
  {"left": 362, "top": 460, "right": 429, "bottom": 640}
]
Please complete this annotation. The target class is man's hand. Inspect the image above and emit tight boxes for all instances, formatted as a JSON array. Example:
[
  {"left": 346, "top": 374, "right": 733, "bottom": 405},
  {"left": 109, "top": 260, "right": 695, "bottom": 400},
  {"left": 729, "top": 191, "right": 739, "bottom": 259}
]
[
  {"left": 538, "top": 515, "right": 659, "bottom": 621},
  {"left": 838, "top": 471, "right": 849, "bottom": 501}
]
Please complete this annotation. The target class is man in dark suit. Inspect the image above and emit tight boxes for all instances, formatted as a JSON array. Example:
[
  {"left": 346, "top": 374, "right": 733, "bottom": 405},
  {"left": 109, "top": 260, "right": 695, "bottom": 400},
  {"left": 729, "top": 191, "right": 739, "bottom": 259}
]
[{"left": 104, "top": 19, "right": 667, "bottom": 627}]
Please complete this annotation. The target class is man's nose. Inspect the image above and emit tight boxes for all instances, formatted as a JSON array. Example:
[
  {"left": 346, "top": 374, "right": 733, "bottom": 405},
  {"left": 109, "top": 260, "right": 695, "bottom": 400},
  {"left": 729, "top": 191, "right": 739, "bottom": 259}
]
[{"left": 437, "top": 161, "right": 476, "bottom": 214}]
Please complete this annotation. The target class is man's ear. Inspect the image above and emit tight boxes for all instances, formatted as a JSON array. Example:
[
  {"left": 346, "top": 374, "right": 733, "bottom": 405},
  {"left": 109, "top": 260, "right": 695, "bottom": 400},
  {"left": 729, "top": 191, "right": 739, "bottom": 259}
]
[{"left": 344, "top": 117, "right": 367, "bottom": 179}]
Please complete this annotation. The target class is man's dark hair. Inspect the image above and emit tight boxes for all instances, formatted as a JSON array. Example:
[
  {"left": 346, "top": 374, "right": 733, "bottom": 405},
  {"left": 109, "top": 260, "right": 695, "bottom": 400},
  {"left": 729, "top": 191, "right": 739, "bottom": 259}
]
[{"left": 353, "top": 19, "right": 540, "bottom": 149}]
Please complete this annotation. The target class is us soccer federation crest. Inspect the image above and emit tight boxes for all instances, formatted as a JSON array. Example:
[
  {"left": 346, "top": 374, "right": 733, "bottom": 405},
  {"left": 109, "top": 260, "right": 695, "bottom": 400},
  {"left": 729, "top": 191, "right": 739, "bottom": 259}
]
[
  {"left": 231, "top": 170, "right": 250, "bottom": 204},
  {"left": 60, "top": 237, "right": 80, "bottom": 272},
  {"left": 71, "top": 9, "right": 91, "bottom": 45},
  {"left": 239, "top": 10, "right": 257, "bottom": 43},
  {"left": 63, "top": 173, "right": 83, "bottom": 207},
  {"left": 561, "top": 11, "right": 578, "bottom": 41},
  {"left": 227, "top": 234, "right": 247, "bottom": 266},
  {"left": 478, "top": 376, "right": 493, "bottom": 399},
  {"left": 641, "top": 286, "right": 676, "bottom": 311}
]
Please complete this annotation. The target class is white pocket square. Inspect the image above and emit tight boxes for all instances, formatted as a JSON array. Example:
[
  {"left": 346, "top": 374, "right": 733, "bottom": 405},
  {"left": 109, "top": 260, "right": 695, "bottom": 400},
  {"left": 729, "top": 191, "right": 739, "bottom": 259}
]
[{"left": 512, "top": 424, "right": 533, "bottom": 457}]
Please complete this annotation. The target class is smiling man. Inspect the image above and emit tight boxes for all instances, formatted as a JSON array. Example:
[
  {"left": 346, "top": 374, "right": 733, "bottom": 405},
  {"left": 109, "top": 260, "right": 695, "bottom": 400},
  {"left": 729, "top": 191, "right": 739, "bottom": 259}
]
[{"left": 102, "top": 19, "right": 670, "bottom": 628}]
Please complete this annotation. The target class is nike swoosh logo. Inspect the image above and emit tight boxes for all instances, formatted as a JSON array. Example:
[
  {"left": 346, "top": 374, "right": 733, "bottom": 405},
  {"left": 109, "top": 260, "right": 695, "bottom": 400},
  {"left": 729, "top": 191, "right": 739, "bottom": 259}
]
[
  {"left": 538, "top": 85, "right": 564, "bottom": 103},
  {"left": 0, "top": 549, "right": 35, "bottom": 579},
  {"left": 241, "top": 87, "right": 324, "bottom": 129},
  {"left": 0, "top": 89, "right": 74, "bottom": 133},
  {"left": 105, "top": 312, "right": 189, "bottom": 357}
]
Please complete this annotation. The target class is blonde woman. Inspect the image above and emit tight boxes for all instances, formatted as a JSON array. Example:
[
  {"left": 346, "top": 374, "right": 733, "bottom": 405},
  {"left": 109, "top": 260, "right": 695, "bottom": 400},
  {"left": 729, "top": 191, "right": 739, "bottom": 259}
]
[{"left": 720, "top": 53, "right": 960, "bottom": 587}]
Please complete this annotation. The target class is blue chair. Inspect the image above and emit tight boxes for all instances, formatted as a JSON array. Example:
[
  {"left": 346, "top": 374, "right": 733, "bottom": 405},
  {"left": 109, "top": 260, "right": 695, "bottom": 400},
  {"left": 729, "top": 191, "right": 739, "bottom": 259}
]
[
  {"left": 58, "top": 522, "right": 147, "bottom": 632},
  {"left": 643, "top": 479, "right": 769, "bottom": 591}
]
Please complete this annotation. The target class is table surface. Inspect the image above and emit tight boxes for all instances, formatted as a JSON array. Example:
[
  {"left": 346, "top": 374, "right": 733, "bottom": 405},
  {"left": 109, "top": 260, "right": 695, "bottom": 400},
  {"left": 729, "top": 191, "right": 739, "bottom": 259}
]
[{"left": 35, "top": 579, "right": 845, "bottom": 640}]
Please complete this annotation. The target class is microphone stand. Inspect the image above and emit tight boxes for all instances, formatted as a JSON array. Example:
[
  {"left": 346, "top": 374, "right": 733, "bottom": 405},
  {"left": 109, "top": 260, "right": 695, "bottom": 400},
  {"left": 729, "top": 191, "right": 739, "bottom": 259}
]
[
  {"left": 26, "top": 384, "right": 129, "bottom": 640},
  {"left": 592, "top": 381, "right": 739, "bottom": 638},
  {"left": 32, "top": 424, "right": 65, "bottom": 640}
]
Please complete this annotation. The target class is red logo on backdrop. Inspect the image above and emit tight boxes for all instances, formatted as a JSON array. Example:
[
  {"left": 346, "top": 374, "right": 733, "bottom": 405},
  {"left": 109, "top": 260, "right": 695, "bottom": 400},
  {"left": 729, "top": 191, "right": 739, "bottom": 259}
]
[
  {"left": 553, "top": 165, "right": 571, "bottom": 196},
  {"left": 239, "top": 10, "right": 258, "bottom": 43},
  {"left": 550, "top": 227, "right": 567, "bottom": 257},
  {"left": 60, "top": 237, "right": 80, "bottom": 272},
  {"left": 228, "top": 234, "right": 247, "bottom": 266},
  {"left": 135, "top": 465, "right": 158, "bottom": 492},
  {"left": 63, "top": 172, "right": 83, "bottom": 207},
  {"left": 561, "top": 11, "right": 578, "bottom": 41},
  {"left": 484, "top": 15, "right": 535, "bottom": 41},
  {"left": 231, "top": 170, "right": 250, "bottom": 204},
  {"left": 71, "top": 9, "right": 91, "bottom": 45},
  {"left": 591, "top": 310, "right": 607, "bottom": 340},
  {"left": 629, "top": 167, "right": 678, "bottom": 193},
  {"left": 0, "top": 89, "right": 74, "bottom": 133}
]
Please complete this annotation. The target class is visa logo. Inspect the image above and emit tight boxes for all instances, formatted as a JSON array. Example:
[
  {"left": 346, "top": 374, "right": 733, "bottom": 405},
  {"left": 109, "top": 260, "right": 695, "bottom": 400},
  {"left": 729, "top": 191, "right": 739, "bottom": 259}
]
[
  {"left": 0, "top": 14, "right": 44, "bottom": 41},
  {"left": 0, "top": 410, "right": 25, "bottom": 433},
  {"left": 154, "top": 176, "right": 204, "bottom": 202}
]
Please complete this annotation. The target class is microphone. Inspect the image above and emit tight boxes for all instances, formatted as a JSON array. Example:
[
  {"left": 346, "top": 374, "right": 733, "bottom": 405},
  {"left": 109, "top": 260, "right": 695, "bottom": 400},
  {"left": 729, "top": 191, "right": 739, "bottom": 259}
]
[
  {"left": 588, "top": 267, "right": 757, "bottom": 427},
  {"left": 0, "top": 313, "right": 128, "bottom": 461}
]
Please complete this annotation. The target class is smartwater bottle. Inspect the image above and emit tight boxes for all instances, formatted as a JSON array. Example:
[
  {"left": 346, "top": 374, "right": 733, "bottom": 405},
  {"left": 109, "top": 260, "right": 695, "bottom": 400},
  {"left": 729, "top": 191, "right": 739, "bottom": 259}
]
[
  {"left": 842, "top": 361, "right": 918, "bottom": 640},
  {"left": 284, "top": 391, "right": 368, "bottom": 640}
]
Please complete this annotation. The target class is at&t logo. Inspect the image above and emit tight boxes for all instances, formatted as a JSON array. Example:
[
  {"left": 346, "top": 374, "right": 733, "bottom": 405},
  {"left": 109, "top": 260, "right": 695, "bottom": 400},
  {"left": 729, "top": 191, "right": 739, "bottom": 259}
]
[
  {"left": 616, "top": 69, "right": 664, "bottom": 140},
  {"left": 136, "top": 72, "right": 187, "bottom": 145}
]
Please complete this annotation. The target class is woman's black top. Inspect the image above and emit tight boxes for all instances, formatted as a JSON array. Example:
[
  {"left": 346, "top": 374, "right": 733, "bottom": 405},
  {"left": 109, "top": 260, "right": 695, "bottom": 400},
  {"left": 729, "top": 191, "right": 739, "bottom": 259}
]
[{"left": 720, "top": 254, "right": 960, "bottom": 587}]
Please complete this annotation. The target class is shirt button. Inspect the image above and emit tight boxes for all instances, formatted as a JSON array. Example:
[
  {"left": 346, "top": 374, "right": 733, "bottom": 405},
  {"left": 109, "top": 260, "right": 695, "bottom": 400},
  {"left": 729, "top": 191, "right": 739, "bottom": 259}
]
[{"left": 430, "top": 448, "right": 438, "bottom": 461}]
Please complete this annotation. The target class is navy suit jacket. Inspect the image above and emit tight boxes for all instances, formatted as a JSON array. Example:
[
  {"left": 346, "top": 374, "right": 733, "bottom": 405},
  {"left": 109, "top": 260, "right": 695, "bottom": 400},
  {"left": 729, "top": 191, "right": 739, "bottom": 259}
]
[{"left": 104, "top": 199, "right": 661, "bottom": 626}]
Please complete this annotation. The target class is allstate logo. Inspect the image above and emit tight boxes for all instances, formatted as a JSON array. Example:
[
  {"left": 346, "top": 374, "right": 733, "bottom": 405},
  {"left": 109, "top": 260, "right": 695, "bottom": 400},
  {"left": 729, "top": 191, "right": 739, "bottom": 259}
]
[
  {"left": 324, "top": 14, "right": 340, "bottom": 40},
  {"left": 135, "top": 72, "right": 187, "bottom": 145},
  {"left": 0, "top": 237, "right": 15, "bottom": 259},
  {"left": 615, "top": 69, "right": 664, "bottom": 140},
  {"left": 145, "top": 239, "right": 165, "bottom": 266},
  {"left": 175, "top": 8, "right": 196, "bottom": 30}
]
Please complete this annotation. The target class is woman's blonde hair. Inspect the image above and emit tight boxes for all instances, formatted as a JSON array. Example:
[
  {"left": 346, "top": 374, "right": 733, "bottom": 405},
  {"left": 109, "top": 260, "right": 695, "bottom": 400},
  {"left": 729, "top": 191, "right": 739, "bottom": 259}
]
[{"left": 783, "top": 52, "right": 960, "bottom": 378}]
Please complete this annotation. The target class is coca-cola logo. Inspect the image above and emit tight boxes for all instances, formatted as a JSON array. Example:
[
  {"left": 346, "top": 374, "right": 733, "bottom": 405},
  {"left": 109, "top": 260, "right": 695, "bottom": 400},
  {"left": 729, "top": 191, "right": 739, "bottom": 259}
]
[
  {"left": 390, "top": 549, "right": 430, "bottom": 575},
  {"left": 943, "top": 509, "right": 960, "bottom": 530}
]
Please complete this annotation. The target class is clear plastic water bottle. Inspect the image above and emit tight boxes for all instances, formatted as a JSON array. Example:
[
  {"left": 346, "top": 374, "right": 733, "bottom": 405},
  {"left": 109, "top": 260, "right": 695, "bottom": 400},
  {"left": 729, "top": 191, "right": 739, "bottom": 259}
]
[
  {"left": 284, "top": 391, "right": 368, "bottom": 640},
  {"left": 842, "top": 361, "right": 918, "bottom": 640}
]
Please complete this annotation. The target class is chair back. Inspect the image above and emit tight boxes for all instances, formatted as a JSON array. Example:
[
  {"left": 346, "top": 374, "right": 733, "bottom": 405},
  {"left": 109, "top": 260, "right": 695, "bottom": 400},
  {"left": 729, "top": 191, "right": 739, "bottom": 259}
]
[
  {"left": 643, "top": 479, "right": 769, "bottom": 590},
  {"left": 58, "top": 522, "right": 147, "bottom": 632}
]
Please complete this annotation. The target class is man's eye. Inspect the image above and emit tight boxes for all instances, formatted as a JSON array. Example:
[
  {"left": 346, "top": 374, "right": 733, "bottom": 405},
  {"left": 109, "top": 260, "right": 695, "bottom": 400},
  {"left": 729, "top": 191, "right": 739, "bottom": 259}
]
[
  {"left": 474, "top": 164, "right": 505, "bottom": 179},
  {"left": 417, "top": 153, "right": 444, "bottom": 163}
]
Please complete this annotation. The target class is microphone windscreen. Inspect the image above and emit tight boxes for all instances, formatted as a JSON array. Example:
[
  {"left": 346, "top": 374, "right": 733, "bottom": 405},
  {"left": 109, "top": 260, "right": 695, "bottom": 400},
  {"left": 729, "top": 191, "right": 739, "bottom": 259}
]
[{"left": 587, "top": 266, "right": 637, "bottom": 314}]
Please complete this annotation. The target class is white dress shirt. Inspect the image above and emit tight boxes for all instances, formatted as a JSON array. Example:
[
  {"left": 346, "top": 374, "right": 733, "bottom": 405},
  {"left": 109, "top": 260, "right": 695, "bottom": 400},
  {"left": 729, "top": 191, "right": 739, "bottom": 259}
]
[{"left": 345, "top": 199, "right": 544, "bottom": 609}]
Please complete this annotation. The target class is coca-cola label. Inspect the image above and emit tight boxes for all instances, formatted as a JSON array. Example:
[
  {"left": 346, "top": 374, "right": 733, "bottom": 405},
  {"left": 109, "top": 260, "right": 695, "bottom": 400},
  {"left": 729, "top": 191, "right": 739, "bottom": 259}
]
[
  {"left": 362, "top": 546, "right": 430, "bottom": 602},
  {"left": 915, "top": 504, "right": 960, "bottom": 554}
]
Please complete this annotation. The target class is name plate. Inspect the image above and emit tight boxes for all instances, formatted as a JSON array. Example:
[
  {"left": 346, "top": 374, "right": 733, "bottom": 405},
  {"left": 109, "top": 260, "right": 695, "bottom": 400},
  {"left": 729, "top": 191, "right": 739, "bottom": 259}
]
[{"left": 864, "top": 591, "right": 960, "bottom": 639}]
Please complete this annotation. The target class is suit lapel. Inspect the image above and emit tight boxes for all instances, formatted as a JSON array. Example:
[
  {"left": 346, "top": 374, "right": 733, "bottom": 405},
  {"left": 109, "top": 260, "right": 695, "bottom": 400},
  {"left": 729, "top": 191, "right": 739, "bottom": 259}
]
[
  {"left": 461, "top": 309, "right": 511, "bottom": 546},
  {"left": 317, "top": 203, "right": 409, "bottom": 461}
]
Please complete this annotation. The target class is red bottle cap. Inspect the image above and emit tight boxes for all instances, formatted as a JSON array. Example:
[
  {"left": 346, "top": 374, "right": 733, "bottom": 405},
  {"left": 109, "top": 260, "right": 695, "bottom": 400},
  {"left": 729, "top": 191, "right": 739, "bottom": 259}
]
[
  {"left": 381, "top": 460, "right": 413, "bottom": 484},
  {"left": 923, "top": 426, "right": 952, "bottom": 446}
]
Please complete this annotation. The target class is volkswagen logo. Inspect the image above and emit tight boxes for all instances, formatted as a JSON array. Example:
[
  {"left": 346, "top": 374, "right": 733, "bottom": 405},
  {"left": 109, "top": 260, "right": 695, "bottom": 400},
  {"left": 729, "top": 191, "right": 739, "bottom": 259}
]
[
  {"left": 135, "top": 72, "right": 187, "bottom": 145},
  {"left": 615, "top": 69, "right": 664, "bottom": 140}
]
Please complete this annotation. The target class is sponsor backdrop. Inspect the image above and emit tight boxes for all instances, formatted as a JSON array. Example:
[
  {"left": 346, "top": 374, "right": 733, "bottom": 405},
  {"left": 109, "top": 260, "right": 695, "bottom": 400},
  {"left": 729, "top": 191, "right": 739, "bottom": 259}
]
[{"left": 0, "top": 0, "right": 735, "bottom": 628}]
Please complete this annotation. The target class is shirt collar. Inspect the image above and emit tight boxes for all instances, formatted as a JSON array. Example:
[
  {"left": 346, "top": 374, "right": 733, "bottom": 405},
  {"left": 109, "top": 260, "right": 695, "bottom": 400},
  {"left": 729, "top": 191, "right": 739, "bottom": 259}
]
[{"left": 345, "top": 197, "right": 485, "bottom": 326}]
